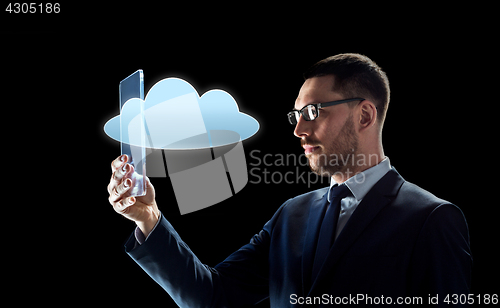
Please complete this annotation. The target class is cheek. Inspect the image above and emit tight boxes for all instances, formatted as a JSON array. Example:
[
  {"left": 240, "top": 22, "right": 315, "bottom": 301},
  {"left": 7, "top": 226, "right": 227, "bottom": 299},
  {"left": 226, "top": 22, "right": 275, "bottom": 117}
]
[{"left": 315, "top": 117, "right": 339, "bottom": 143}]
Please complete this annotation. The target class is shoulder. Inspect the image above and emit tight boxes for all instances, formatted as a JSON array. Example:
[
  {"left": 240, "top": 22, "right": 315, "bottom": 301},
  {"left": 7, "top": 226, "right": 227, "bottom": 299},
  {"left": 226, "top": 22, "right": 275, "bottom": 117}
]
[
  {"left": 398, "top": 181, "right": 447, "bottom": 205},
  {"left": 397, "top": 180, "right": 453, "bottom": 211},
  {"left": 394, "top": 180, "right": 467, "bottom": 227}
]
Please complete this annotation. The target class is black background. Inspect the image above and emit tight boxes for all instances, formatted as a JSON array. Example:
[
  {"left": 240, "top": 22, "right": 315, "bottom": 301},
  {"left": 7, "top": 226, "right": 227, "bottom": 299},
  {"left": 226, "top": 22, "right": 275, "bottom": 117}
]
[{"left": 4, "top": 5, "right": 497, "bottom": 307}]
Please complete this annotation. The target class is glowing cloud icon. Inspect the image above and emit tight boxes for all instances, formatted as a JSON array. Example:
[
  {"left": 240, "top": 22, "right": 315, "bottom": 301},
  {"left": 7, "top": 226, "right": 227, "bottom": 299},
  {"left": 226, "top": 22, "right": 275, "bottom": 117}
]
[{"left": 104, "top": 77, "right": 259, "bottom": 214}]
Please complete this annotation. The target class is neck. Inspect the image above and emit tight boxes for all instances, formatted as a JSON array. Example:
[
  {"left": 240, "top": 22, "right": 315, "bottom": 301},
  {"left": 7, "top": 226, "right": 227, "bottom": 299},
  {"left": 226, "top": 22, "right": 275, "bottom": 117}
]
[{"left": 331, "top": 146, "right": 385, "bottom": 184}]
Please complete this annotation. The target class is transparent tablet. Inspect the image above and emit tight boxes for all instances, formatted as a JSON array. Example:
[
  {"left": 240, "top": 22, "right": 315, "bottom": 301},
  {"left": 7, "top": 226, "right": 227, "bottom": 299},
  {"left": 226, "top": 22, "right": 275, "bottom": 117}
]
[{"left": 119, "top": 70, "right": 146, "bottom": 196}]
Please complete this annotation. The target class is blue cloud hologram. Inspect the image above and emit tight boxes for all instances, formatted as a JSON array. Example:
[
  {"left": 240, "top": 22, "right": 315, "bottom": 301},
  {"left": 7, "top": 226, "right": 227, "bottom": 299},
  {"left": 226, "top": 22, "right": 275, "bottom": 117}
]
[{"left": 104, "top": 78, "right": 259, "bottom": 149}]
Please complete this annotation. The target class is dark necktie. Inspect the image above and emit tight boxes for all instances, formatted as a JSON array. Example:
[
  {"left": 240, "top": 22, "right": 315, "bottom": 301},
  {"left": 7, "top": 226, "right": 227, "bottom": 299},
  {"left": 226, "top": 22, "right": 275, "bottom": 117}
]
[{"left": 311, "top": 184, "right": 350, "bottom": 280}]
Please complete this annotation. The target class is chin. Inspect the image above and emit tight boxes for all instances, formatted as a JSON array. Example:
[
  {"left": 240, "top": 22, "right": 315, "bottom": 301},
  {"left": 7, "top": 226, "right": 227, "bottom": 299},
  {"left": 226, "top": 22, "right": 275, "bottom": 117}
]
[{"left": 308, "top": 161, "right": 332, "bottom": 178}]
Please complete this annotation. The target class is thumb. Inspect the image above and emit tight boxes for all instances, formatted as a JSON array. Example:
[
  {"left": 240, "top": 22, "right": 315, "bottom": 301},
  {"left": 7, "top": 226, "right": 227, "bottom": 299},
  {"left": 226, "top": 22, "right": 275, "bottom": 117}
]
[
  {"left": 145, "top": 176, "right": 155, "bottom": 193},
  {"left": 145, "top": 176, "right": 152, "bottom": 187}
]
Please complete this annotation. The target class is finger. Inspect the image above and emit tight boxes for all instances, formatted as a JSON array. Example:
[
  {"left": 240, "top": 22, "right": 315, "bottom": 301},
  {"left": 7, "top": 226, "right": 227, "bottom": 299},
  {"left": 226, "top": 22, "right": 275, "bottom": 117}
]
[
  {"left": 108, "top": 163, "right": 131, "bottom": 194},
  {"left": 111, "top": 154, "right": 128, "bottom": 172},
  {"left": 115, "top": 162, "right": 131, "bottom": 181},
  {"left": 116, "top": 178, "right": 132, "bottom": 197},
  {"left": 113, "top": 196, "right": 136, "bottom": 214},
  {"left": 109, "top": 178, "right": 132, "bottom": 202}
]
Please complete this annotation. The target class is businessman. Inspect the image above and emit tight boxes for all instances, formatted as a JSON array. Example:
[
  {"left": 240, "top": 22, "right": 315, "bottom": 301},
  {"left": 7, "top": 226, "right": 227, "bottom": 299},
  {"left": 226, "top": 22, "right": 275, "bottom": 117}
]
[{"left": 107, "top": 54, "right": 472, "bottom": 307}]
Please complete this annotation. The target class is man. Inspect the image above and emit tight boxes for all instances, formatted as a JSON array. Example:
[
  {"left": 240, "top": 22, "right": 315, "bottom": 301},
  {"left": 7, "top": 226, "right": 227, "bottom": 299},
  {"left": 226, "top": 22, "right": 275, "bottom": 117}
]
[{"left": 107, "top": 54, "right": 472, "bottom": 307}]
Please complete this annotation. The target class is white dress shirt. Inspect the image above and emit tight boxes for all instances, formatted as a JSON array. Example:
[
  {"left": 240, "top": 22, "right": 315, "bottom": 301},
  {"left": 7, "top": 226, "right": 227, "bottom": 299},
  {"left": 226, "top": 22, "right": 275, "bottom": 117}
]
[{"left": 328, "top": 157, "right": 392, "bottom": 240}]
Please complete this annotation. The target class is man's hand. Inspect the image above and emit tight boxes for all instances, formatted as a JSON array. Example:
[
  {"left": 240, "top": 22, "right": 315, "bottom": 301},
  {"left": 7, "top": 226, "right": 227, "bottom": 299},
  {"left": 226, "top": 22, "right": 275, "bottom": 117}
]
[{"left": 108, "top": 155, "right": 160, "bottom": 237}]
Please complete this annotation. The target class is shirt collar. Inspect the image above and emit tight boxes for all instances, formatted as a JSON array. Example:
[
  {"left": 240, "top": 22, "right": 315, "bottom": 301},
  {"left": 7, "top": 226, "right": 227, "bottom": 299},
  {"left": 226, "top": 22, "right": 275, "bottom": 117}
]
[{"left": 328, "top": 157, "right": 392, "bottom": 202}]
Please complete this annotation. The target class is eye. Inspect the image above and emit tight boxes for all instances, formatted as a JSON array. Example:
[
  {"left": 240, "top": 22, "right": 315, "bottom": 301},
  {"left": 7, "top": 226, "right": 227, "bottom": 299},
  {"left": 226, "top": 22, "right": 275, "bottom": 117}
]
[{"left": 302, "top": 105, "right": 318, "bottom": 120}]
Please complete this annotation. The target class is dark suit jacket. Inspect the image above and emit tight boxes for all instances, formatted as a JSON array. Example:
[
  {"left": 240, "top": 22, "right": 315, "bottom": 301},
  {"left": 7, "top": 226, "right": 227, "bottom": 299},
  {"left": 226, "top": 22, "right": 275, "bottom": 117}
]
[{"left": 125, "top": 168, "right": 472, "bottom": 307}]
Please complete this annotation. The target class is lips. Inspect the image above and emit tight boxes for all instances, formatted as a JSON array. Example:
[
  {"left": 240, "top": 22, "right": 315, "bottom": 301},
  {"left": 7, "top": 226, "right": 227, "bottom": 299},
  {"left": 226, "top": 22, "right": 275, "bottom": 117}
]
[{"left": 303, "top": 145, "right": 320, "bottom": 155}]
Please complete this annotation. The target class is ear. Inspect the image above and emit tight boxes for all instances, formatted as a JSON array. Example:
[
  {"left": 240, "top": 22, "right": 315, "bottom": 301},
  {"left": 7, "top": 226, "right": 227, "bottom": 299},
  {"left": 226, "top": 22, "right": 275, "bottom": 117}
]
[{"left": 357, "top": 100, "right": 377, "bottom": 129}]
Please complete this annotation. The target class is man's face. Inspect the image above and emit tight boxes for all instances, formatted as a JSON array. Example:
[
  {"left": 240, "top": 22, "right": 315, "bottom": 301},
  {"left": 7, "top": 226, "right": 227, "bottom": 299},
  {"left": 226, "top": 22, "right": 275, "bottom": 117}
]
[{"left": 294, "top": 75, "right": 359, "bottom": 178}]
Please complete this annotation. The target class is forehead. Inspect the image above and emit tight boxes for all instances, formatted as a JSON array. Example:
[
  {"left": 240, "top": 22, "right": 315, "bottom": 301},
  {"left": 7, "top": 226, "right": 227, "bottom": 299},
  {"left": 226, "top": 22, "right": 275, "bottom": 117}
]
[{"left": 295, "top": 75, "right": 343, "bottom": 109}]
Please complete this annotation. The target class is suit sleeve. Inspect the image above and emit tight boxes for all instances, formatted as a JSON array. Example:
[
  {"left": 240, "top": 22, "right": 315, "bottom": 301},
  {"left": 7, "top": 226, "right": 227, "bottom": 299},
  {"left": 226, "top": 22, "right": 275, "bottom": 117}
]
[
  {"left": 408, "top": 203, "right": 472, "bottom": 306},
  {"left": 125, "top": 205, "right": 286, "bottom": 308}
]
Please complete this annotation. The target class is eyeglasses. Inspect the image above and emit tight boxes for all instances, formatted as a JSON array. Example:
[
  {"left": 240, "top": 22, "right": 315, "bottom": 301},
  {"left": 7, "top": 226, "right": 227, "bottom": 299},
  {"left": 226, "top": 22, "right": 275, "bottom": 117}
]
[{"left": 287, "top": 98, "right": 365, "bottom": 125}]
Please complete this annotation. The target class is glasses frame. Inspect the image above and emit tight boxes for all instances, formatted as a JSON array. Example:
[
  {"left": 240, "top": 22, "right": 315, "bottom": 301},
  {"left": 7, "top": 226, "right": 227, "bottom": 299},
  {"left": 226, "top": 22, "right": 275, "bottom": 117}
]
[{"left": 287, "top": 98, "right": 365, "bottom": 125}]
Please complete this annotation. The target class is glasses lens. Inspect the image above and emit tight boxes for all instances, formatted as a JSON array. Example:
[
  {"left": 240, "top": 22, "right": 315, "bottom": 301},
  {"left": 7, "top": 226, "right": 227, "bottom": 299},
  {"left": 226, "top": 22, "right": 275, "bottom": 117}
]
[
  {"left": 303, "top": 105, "right": 318, "bottom": 121},
  {"left": 287, "top": 111, "right": 299, "bottom": 125}
]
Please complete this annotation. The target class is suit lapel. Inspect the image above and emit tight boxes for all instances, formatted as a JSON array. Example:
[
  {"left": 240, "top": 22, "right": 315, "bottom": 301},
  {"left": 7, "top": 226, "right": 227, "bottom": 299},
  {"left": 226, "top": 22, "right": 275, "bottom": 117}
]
[
  {"left": 301, "top": 190, "right": 329, "bottom": 294},
  {"left": 307, "top": 169, "right": 405, "bottom": 296}
]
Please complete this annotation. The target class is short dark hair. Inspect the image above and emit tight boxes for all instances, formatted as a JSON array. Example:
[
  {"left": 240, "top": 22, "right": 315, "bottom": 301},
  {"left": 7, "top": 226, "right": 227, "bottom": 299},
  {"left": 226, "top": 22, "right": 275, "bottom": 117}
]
[{"left": 303, "top": 53, "right": 390, "bottom": 126}]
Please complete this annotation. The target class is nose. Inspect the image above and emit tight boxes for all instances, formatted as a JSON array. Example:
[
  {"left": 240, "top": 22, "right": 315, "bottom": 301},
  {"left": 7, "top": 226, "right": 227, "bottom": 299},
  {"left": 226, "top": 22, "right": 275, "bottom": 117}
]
[{"left": 293, "top": 115, "right": 311, "bottom": 138}]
